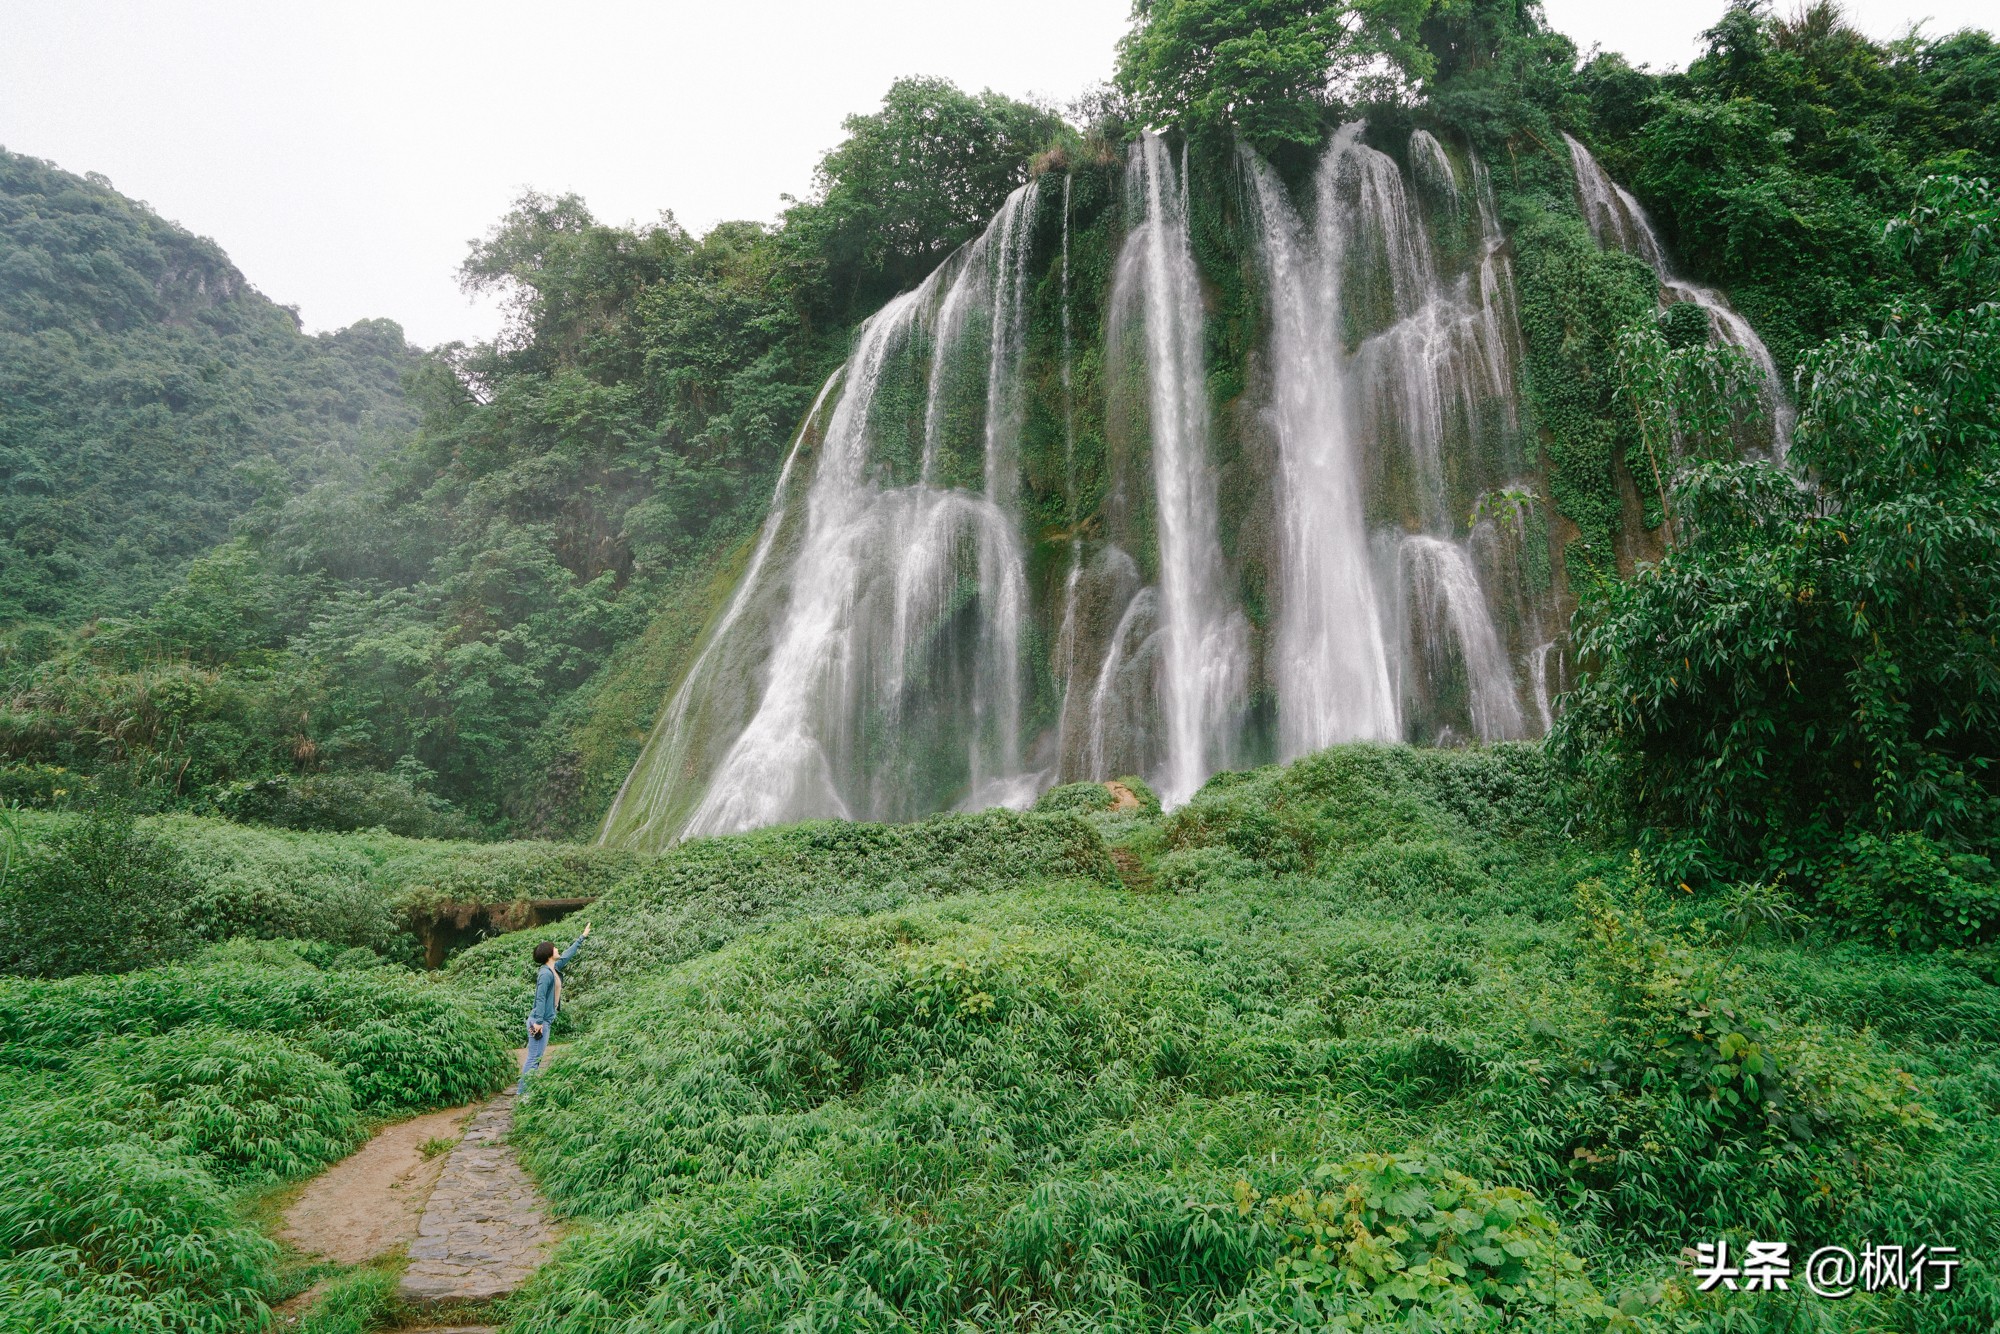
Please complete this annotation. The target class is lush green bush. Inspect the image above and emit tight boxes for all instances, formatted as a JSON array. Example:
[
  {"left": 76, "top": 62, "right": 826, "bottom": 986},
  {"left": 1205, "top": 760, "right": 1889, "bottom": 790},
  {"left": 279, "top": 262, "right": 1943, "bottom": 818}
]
[
  {"left": 1556, "top": 176, "right": 2000, "bottom": 897},
  {"left": 1164, "top": 744, "right": 1565, "bottom": 881},
  {"left": 1819, "top": 832, "right": 2000, "bottom": 952},
  {"left": 87, "top": 1026, "right": 363, "bottom": 1182},
  {"left": 0, "top": 806, "right": 197, "bottom": 977},
  {"left": 1475, "top": 864, "right": 1940, "bottom": 1247},
  {"left": 2, "top": 950, "right": 511, "bottom": 1113}
]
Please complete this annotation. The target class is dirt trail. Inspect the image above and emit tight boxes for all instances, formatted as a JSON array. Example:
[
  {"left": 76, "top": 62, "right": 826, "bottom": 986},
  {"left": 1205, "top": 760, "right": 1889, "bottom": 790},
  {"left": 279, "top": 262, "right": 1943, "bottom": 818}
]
[
  {"left": 281, "top": 1104, "right": 476, "bottom": 1264},
  {"left": 1104, "top": 780, "right": 1141, "bottom": 811}
]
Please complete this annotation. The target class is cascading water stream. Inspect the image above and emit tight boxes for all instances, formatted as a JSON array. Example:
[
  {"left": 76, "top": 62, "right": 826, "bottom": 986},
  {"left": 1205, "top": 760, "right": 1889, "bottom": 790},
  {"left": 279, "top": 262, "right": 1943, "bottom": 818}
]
[
  {"left": 1400, "top": 536, "right": 1525, "bottom": 743},
  {"left": 1052, "top": 174, "right": 1087, "bottom": 769},
  {"left": 595, "top": 367, "right": 843, "bottom": 848},
  {"left": 1563, "top": 132, "right": 1795, "bottom": 453},
  {"left": 680, "top": 289, "right": 931, "bottom": 836},
  {"left": 1245, "top": 124, "right": 1527, "bottom": 748},
  {"left": 1240, "top": 146, "right": 1399, "bottom": 756},
  {"left": 602, "top": 182, "right": 1044, "bottom": 843},
  {"left": 1106, "top": 133, "right": 1249, "bottom": 807}
]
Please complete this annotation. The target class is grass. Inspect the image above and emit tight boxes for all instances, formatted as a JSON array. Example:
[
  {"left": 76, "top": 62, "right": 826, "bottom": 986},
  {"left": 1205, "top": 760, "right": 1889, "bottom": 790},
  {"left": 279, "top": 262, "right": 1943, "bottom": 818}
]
[
  {"left": 5, "top": 743, "right": 1997, "bottom": 1332},
  {"left": 482, "top": 746, "right": 2000, "bottom": 1332}
]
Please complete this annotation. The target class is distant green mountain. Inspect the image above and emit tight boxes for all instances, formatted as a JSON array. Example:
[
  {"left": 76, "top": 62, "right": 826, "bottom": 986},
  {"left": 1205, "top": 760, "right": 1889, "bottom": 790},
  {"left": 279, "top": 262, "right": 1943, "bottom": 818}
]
[{"left": 0, "top": 148, "right": 417, "bottom": 621}]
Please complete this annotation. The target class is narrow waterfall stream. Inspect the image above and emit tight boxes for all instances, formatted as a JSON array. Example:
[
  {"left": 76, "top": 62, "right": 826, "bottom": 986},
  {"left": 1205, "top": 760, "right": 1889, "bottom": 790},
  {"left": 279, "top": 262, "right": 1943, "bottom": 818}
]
[
  {"left": 1104, "top": 133, "right": 1249, "bottom": 808},
  {"left": 1564, "top": 133, "right": 1795, "bottom": 453},
  {"left": 1240, "top": 145, "right": 1399, "bottom": 757}
]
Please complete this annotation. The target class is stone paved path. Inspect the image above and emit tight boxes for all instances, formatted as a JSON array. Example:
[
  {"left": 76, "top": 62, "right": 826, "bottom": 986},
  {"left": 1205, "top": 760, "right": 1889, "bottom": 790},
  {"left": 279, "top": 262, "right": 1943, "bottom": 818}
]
[{"left": 397, "top": 1093, "right": 560, "bottom": 1307}]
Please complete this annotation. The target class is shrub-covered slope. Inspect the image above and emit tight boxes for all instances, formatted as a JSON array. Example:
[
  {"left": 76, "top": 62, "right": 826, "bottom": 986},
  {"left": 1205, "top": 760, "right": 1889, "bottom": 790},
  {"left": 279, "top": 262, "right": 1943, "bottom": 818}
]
[
  {"left": 0, "top": 943, "right": 509, "bottom": 1334},
  {"left": 464, "top": 746, "right": 2000, "bottom": 1332}
]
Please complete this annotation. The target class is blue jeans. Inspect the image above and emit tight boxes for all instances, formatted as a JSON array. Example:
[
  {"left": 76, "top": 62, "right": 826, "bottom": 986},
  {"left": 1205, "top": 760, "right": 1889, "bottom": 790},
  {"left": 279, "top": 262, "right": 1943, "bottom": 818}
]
[{"left": 517, "top": 1016, "right": 550, "bottom": 1095}]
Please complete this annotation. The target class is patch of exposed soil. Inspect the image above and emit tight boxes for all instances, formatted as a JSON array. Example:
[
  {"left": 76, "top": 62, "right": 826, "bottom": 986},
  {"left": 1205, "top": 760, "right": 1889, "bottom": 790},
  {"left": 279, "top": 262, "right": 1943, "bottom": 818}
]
[
  {"left": 280, "top": 1104, "right": 475, "bottom": 1265},
  {"left": 1104, "top": 781, "right": 1141, "bottom": 811},
  {"left": 1110, "top": 846, "right": 1154, "bottom": 890}
]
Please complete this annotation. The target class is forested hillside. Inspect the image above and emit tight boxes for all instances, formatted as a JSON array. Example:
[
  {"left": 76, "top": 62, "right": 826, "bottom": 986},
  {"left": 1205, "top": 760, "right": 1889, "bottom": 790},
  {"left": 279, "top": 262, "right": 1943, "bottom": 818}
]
[{"left": 0, "top": 150, "right": 417, "bottom": 620}]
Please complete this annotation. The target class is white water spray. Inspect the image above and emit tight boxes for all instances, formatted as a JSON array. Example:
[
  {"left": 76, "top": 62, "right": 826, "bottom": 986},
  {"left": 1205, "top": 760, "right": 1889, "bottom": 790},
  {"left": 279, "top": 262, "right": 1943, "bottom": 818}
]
[{"left": 1107, "top": 134, "right": 1249, "bottom": 806}]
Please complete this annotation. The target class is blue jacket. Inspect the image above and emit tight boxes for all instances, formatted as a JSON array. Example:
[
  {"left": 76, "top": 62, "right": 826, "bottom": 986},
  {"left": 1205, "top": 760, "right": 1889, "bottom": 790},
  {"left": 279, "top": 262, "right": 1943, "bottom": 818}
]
[{"left": 528, "top": 935, "right": 585, "bottom": 1028}]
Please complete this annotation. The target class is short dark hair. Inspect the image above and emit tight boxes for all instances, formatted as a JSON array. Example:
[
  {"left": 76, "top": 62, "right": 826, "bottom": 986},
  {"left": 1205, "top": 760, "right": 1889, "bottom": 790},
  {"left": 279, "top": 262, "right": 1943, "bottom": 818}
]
[{"left": 532, "top": 941, "right": 557, "bottom": 965}]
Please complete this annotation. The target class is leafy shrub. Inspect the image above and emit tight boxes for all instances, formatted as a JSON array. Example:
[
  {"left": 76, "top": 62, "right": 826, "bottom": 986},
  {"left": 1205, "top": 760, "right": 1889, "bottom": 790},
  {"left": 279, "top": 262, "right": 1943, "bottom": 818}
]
[
  {"left": 0, "top": 762, "right": 81, "bottom": 808},
  {"left": 293, "top": 1266, "right": 398, "bottom": 1334},
  {"left": 158, "top": 817, "right": 413, "bottom": 960},
  {"left": 0, "top": 1115, "right": 273, "bottom": 1334},
  {"left": 1155, "top": 844, "right": 1257, "bottom": 895},
  {"left": 212, "top": 770, "right": 480, "bottom": 840},
  {"left": 89, "top": 1026, "right": 363, "bottom": 1182},
  {"left": 1328, "top": 839, "right": 1491, "bottom": 904},
  {"left": 378, "top": 838, "right": 645, "bottom": 915},
  {"left": 0, "top": 806, "right": 197, "bottom": 977},
  {"left": 1221, "top": 1153, "right": 1622, "bottom": 1331},
  {"left": 1034, "top": 780, "right": 1118, "bottom": 814}
]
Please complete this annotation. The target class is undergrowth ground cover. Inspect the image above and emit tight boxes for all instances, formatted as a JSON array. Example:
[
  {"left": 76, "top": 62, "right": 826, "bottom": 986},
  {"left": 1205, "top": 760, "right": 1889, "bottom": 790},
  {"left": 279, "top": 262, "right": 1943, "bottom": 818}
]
[
  {"left": 0, "top": 943, "right": 510, "bottom": 1333},
  {"left": 468, "top": 745, "right": 2000, "bottom": 1333},
  {"left": 4, "top": 743, "right": 1996, "bottom": 1333}
]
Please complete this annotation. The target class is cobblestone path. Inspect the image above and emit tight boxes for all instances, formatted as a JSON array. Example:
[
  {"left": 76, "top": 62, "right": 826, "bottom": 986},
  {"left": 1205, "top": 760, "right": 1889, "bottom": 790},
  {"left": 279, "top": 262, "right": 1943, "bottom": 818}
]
[{"left": 397, "top": 1093, "right": 559, "bottom": 1307}]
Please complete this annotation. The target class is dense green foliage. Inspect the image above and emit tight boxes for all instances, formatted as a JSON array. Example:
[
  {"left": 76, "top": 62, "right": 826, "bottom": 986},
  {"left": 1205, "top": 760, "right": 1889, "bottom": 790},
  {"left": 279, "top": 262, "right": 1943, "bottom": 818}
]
[
  {"left": 1557, "top": 177, "right": 2000, "bottom": 903},
  {"left": 0, "top": 947, "right": 507, "bottom": 1332},
  {"left": 0, "top": 150, "right": 417, "bottom": 624},
  {"left": 0, "top": 805, "right": 198, "bottom": 976},
  {"left": 451, "top": 744, "right": 1999, "bottom": 1332}
]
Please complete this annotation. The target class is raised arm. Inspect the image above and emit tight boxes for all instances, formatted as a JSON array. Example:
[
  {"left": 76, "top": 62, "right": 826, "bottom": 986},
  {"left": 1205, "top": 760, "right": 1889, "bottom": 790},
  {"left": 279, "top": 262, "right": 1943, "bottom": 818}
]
[{"left": 552, "top": 922, "right": 592, "bottom": 972}]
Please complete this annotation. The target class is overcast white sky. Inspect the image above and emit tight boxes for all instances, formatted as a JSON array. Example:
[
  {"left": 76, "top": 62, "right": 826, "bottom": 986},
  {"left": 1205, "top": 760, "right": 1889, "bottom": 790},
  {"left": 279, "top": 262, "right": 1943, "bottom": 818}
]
[{"left": 2, "top": 0, "right": 1991, "bottom": 347}]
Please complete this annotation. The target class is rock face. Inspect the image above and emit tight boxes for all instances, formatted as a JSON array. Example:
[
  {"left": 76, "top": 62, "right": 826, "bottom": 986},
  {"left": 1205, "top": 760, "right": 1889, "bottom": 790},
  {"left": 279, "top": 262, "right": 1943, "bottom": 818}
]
[{"left": 398, "top": 1095, "right": 561, "bottom": 1307}]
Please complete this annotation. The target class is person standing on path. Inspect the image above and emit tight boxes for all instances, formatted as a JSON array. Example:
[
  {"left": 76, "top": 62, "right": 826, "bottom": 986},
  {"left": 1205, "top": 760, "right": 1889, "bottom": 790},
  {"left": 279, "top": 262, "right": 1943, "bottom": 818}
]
[{"left": 517, "top": 923, "right": 589, "bottom": 1095}]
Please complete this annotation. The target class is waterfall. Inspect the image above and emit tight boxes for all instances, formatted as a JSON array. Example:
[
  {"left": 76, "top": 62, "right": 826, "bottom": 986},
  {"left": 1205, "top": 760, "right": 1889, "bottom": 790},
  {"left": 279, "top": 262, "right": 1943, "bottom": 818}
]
[
  {"left": 604, "top": 127, "right": 1564, "bottom": 850},
  {"left": 1106, "top": 133, "right": 1249, "bottom": 807},
  {"left": 1563, "top": 132, "right": 1795, "bottom": 453},
  {"left": 595, "top": 368, "right": 843, "bottom": 848},
  {"left": 600, "top": 181, "right": 1045, "bottom": 846},
  {"left": 1399, "top": 535, "right": 1524, "bottom": 743},
  {"left": 1240, "top": 146, "right": 1399, "bottom": 757}
]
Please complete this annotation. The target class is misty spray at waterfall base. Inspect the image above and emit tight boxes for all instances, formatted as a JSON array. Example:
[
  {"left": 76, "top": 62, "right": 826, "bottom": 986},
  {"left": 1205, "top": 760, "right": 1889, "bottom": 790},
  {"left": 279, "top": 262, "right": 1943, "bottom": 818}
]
[{"left": 599, "top": 127, "right": 1776, "bottom": 851}]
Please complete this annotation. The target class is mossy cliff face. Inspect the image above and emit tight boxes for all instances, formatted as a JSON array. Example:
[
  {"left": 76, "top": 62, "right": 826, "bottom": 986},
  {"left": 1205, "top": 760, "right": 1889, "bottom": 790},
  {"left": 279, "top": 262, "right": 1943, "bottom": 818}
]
[{"left": 599, "top": 123, "right": 1682, "bottom": 850}]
